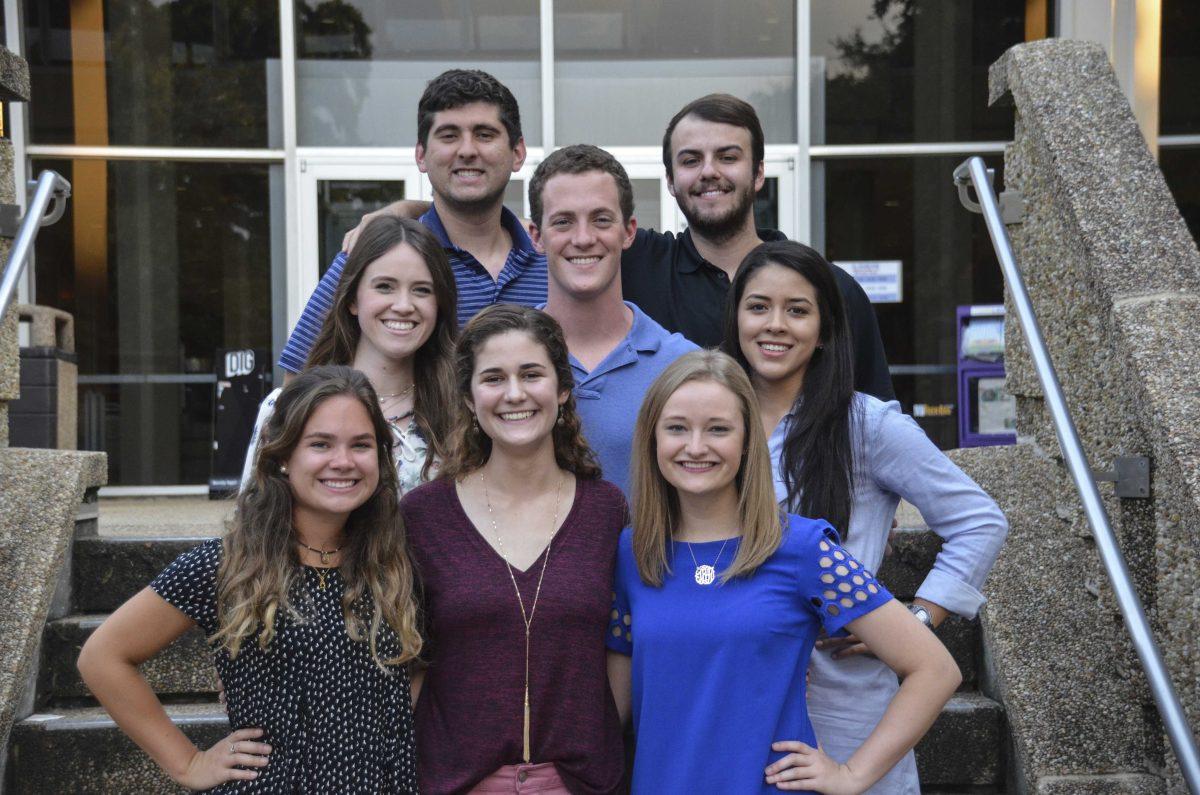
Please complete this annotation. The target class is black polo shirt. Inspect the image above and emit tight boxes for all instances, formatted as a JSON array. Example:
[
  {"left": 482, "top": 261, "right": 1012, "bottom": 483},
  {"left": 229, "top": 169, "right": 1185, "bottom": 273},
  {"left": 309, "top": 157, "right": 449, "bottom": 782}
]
[{"left": 620, "top": 227, "right": 895, "bottom": 401}]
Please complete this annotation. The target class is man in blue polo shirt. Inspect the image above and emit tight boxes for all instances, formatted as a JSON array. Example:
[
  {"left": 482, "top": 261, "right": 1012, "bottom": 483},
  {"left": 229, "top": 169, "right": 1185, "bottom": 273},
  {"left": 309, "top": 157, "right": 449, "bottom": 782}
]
[
  {"left": 529, "top": 144, "right": 696, "bottom": 498},
  {"left": 277, "top": 69, "right": 546, "bottom": 373}
]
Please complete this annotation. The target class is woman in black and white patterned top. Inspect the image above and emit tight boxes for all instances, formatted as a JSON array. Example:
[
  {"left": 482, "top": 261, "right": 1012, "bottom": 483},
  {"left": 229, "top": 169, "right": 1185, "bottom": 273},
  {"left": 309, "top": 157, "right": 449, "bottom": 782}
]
[{"left": 78, "top": 366, "right": 423, "bottom": 792}]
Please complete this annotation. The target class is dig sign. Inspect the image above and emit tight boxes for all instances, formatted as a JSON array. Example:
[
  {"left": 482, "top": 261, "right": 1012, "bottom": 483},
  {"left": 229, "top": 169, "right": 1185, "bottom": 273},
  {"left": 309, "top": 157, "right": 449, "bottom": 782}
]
[{"left": 224, "top": 349, "right": 257, "bottom": 378}]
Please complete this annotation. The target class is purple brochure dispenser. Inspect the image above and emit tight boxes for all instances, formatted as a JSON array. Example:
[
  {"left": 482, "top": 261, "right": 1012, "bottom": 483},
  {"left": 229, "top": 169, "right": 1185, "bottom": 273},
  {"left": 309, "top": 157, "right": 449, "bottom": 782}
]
[{"left": 957, "top": 305, "right": 1016, "bottom": 448}]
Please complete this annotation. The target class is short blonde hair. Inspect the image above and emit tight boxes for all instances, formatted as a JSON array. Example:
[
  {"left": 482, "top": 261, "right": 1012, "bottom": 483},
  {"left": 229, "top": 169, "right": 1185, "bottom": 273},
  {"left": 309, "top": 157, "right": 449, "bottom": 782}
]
[{"left": 630, "top": 350, "right": 783, "bottom": 586}]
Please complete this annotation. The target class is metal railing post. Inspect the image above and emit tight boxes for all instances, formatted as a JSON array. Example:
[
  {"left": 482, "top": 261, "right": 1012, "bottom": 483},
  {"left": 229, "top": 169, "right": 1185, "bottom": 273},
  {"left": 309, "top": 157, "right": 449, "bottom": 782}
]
[
  {"left": 954, "top": 155, "right": 1200, "bottom": 793},
  {"left": 0, "top": 170, "right": 72, "bottom": 321}
]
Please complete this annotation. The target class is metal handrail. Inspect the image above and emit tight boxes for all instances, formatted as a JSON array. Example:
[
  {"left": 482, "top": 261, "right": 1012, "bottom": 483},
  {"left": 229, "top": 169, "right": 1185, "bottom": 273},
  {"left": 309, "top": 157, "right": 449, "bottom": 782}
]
[
  {"left": 953, "top": 155, "right": 1200, "bottom": 793},
  {"left": 0, "top": 170, "right": 72, "bottom": 321}
]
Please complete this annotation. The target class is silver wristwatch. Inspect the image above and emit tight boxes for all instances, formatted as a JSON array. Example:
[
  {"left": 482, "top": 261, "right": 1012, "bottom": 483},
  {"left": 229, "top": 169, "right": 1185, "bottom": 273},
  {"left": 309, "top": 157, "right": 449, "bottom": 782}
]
[{"left": 908, "top": 603, "right": 934, "bottom": 629}]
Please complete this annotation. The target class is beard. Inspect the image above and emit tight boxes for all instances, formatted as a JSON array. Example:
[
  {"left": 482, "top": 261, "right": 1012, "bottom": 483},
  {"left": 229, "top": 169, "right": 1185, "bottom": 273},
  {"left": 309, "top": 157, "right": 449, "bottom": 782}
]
[{"left": 678, "top": 181, "right": 757, "bottom": 245}]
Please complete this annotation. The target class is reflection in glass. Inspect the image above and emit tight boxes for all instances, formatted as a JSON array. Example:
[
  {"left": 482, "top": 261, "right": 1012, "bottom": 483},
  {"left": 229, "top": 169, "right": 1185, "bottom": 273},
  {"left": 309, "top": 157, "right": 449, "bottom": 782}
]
[
  {"left": 810, "top": 0, "right": 1024, "bottom": 145},
  {"left": 317, "top": 180, "right": 406, "bottom": 274},
  {"left": 1161, "top": 148, "right": 1200, "bottom": 246},
  {"left": 554, "top": 0, "right": 796, "bottom": 145},
  {"left": 24, "top": 0, "right": 281, "bottom": 147},
  {"left": 295, "top": 0, "right": 541, "bottom": 146},
  {"left": 1160, "top": 0, "right": 1200, "bottom": 135},
  {"left": 819, "top": 156, "right": 1005, "bottom": 447},
  {"left": 631, "top": 179, "right": 660, "bottom": 230},
  {"left": 33, "top": 158, "right": 277, "bottom": 485}
]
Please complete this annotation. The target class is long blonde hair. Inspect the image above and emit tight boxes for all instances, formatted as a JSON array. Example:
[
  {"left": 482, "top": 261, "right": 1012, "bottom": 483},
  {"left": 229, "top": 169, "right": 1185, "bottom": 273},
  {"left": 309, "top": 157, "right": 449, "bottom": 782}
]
[
  {"left": 630, "top": 350, "right": 783, "bottom": 586},
  {"left": 214, "top": 365, "right": 422, "bottom": 668}
]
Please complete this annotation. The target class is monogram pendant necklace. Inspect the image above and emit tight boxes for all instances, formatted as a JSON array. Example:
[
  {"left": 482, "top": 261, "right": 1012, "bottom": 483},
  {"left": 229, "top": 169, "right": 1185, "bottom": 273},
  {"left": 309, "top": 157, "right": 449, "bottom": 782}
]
[
  {"left": 684, "top": 536, "right": 732, "bottom": 585},
  {"left": 481, "top": 470, "right": 565, "bottom": 763}
]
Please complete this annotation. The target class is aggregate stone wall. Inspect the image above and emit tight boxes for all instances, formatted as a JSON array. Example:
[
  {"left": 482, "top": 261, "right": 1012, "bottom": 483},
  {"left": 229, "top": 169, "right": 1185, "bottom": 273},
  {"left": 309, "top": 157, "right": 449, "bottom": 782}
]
[
  {"left": 0, "top": 139, "right": 17, "bottom": 448},
  {"left": 983, "top": 39, "right": 1200, "bottom": 793}
]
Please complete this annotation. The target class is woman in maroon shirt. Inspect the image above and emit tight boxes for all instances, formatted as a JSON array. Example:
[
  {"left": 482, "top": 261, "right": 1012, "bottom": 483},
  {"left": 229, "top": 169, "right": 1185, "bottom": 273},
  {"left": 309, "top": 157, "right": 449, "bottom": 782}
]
[{"left": 401, "top": 305, "right": 627, "bottom": 794}]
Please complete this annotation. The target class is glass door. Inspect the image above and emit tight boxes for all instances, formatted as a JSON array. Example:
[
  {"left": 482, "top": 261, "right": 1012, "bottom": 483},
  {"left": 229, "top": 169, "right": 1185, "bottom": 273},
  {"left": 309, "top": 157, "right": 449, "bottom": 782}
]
[{"left": 295, "top": 156, "right": 425, "bottom": 327}]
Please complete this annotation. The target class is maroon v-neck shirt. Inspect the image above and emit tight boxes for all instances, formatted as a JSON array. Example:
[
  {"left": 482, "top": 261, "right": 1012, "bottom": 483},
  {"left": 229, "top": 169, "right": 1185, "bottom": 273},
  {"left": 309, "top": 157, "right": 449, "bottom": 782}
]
[{"left": 401, "top": 476, "right": 627, "bottom": 795}]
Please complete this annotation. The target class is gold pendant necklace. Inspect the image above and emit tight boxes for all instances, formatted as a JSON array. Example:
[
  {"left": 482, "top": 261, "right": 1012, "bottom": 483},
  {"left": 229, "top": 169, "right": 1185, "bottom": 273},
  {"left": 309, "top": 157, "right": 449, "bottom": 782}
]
[
  {"left": 481, "top": 471, "right": 565, "bottom": 764},
  {"left": 315, "top": 567, "right": 330, "bottom": 591},
  {"left": 298, "top": 540, "right": 341, "bottom": 566}
]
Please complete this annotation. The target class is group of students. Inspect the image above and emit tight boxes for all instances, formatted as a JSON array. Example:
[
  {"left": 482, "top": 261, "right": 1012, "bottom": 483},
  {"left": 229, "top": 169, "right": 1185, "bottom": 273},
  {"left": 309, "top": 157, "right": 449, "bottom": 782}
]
[{"left": 75, "top": 69, "right": 1008, "bottom": 794}]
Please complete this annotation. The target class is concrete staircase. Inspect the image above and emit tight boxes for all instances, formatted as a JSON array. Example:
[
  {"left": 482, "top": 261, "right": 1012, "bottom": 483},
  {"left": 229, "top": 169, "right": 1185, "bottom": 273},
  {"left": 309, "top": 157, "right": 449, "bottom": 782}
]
[{"left": 5, "top": 499, "right": 1008, "bottom": 793}]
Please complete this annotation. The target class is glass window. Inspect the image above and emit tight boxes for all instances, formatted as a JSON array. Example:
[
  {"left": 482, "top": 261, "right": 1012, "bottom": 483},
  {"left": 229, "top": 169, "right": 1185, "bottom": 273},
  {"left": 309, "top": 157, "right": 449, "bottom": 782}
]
[
  {"left": 810, "top": 0, "right": 1026, "bottom": 145},
  {"left": 33, "top": 158, "right": 281, "bottom": 485},
  {"left": 554, "top": 0, "right": 796, "bottom": 146},
  {"left": 24, "top": 0, "right": 282, "bottom": 148},
  {"left": 295, "top": 0, "right": 541, "bottom": 147},
  {"left": 631, "top": 178, "right": 659, "bottom": 230},
  {"left": 316, "top": 179, "right": 406, "bottom": 275},
  {"left": 1160, "top": 0, "right": 1200, "bottom": 135},
  {"left": 818, "top": 155, "right": 1006, "bottom": 447},
  {"left": 1161, "top": 148, "right": 1200, "bottom": 246}
]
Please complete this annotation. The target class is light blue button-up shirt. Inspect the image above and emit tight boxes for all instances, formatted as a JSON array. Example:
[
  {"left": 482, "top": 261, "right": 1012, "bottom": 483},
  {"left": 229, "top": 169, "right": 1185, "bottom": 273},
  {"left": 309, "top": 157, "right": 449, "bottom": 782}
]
[{"left": 769, "top": 393, "right": 1008, "bottom": 794}]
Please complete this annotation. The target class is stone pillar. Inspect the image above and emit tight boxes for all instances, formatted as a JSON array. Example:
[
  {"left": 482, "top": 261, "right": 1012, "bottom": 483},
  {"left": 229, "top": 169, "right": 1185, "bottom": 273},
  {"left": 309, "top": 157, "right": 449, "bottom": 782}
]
[
  {"left": 979, "top": 39, "right": 1200, "bottom": 793},
  {"left": 0, "top": 46, "right": 32, "bottom": 449},
  {"left": 9, "top": 304, "right": 77, "bottom": 449}
]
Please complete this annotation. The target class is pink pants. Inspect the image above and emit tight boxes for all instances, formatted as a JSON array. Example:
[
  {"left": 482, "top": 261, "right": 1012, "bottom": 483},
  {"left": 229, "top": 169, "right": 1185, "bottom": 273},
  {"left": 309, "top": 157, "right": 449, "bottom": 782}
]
[{"left": 469, "top": 763, "right": 570, "bottom": 794}]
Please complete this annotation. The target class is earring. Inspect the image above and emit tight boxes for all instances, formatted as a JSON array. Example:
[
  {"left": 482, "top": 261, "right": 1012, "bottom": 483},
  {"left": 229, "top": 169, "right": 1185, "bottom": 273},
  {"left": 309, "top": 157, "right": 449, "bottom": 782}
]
[
  {"left": 556, "top": 405, "right": 565, "bottom": 426},
  {"left": 280, "top": 464, "right": 289, "bottom": 475},
  {"left": 471, "top": 413, "right": 480, "bottom": 433}
]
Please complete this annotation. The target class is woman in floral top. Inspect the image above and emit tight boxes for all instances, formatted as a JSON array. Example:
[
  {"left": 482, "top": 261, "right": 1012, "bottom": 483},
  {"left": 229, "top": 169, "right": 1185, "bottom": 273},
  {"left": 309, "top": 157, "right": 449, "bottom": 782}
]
[{"left": 243, "top": 216, "right": 457, "bottom": 493}]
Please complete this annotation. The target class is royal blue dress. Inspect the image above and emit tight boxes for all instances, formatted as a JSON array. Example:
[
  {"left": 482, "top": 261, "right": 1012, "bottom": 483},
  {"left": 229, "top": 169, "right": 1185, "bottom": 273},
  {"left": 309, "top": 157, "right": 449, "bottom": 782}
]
[{"left": 608, "top": 514, "right": 893, "bottom": 794}]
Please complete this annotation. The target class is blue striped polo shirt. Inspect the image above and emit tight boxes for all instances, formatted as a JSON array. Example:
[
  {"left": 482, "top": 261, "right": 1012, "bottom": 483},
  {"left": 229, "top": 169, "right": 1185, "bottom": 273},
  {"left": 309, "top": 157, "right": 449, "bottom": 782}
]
[{"left": 277, "top": 205, "right": 548, "bottom": 373}]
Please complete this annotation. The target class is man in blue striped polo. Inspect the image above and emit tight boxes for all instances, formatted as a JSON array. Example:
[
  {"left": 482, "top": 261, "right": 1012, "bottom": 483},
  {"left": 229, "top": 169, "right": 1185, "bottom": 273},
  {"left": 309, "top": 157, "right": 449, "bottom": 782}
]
[{"left": 277, "top": 69, "right": 547, "bottom": 374}]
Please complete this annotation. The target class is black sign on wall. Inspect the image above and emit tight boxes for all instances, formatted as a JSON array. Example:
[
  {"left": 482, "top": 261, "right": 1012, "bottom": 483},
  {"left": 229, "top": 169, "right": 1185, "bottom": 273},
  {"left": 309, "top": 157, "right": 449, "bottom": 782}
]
[{"left": 210, "top": 349, "right": 271, "bottom": 498}]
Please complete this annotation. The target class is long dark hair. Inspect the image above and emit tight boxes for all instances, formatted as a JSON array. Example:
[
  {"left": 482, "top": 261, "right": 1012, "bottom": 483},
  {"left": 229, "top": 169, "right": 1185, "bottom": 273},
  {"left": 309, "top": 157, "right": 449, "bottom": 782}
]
[
  {"left": 439, "top": 304, "right": 601, "bottom": 480},
  {"left": 224, "top": 366, "right": 422, "bottom": 667},
  {"left": 722, "top": 240, "right": 858, "bottom": 537},
  {"left": 304, "top": 216, "right": 457, "bottom": 479}
]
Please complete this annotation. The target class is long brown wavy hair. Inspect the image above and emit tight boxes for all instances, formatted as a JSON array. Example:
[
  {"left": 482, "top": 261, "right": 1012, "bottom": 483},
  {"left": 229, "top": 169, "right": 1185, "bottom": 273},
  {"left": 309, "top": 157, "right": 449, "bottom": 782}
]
[
  {"left": 304, "top": 216, "right": 457, "bottom": 480},
  {"left": 439, "top": 304, "right": 601, "bottom": 480},
  {"left": 214, "top": 366, "right": 422, "bottom": 668},
  {"left": 630, "top": 350, "right": 784, "bottom": 586}
]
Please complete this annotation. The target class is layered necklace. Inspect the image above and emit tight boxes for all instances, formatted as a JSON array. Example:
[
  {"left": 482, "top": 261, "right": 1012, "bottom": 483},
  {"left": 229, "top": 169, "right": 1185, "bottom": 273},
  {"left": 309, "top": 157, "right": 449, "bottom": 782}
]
[
  {"left": 297, "top": 540, "right": 342, "bottom": 589},
  {"left": 377, "top": 383, "right": 414, "bottom": 424},
  {"left": 480, "top": 471, "right": 565, "bottom": 763}
]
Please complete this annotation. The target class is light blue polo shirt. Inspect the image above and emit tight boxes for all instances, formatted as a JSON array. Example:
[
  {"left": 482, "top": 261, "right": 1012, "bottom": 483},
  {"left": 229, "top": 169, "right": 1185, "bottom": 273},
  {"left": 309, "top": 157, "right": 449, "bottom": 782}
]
[{"left": 552, "top": 301, "right": 697, "bottom": 499}]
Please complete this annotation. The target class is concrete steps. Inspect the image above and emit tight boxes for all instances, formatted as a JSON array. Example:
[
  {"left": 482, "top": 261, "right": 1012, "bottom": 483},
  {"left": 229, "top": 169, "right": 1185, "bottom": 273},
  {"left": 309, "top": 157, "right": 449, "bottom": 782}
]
[
  {"left": 8, "top": 705, "right": 227, "bottom": 794},
  {"left": 5, "top": 499, "right": 1008, "bottom": 792}
]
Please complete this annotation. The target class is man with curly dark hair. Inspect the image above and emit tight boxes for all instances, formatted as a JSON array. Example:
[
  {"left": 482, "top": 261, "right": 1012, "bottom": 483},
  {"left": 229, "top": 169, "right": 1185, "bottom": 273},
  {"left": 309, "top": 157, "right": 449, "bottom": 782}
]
[{"left": 279, "top": 69, "right": 547, "bottom": 375}]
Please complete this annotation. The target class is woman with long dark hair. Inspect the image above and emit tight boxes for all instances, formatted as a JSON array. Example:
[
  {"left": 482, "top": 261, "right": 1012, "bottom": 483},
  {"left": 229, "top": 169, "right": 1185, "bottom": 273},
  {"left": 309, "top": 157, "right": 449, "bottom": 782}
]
[
  {"left": 401, "top": 304, "right": 626, "bottom": 794},
  {"left": 79, "top": 366, "right": 424, "bottom": 791},
  {"left": 243, "top": 215, "right": 457, "bottom": 492},
  {"left": 722, "top": 241, "right": 1008, "bottom": 793}
]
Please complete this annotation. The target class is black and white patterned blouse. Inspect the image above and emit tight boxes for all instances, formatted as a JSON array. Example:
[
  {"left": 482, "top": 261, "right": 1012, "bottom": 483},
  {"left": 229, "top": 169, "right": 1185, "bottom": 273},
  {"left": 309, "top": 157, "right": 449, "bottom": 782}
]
[{"left": 150, "top": 539, "right": 417, "bottom": 793}]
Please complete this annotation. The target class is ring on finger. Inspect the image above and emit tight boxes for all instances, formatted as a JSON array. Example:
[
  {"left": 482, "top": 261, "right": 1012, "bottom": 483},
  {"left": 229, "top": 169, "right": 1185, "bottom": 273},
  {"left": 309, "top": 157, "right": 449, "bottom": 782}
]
[{"left": 230, "top": 742, "right": 237, "bottom": 755}]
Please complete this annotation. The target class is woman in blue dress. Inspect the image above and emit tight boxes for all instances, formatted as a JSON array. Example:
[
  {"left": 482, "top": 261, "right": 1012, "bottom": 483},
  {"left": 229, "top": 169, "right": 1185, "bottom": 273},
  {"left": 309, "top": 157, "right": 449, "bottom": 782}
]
[
  {"left": 722, "top": 240, "right": 1009, "bottom": 793},
  {"left": 606, "top": 349, "right": 961, "bottom": 793}
]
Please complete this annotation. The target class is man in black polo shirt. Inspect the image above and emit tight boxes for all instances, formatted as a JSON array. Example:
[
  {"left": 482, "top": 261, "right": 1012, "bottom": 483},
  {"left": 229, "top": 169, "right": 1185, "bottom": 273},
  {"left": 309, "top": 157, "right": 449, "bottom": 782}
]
[{"left": 623, "top": 94, "right": 894, "bottom": 401}]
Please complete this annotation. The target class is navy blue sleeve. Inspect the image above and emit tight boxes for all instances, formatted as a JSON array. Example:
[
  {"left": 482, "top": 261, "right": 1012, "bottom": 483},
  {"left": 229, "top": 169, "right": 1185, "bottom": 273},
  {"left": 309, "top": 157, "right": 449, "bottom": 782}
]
[
  {"left": 149, "top": 539, "right": 222, "bottom": 636},
  {"left": 277, "top": 251, "right": 347, "bottom": 373}
]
